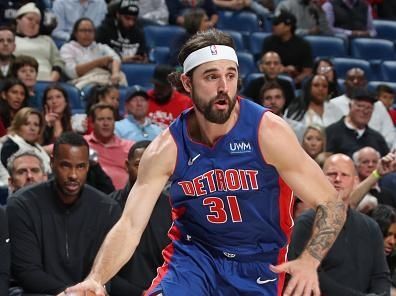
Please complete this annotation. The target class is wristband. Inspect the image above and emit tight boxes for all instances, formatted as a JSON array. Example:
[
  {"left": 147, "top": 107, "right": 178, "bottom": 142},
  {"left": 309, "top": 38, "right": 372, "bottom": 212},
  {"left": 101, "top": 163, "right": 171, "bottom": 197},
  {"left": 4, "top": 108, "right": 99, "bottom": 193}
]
[{"left": 372, "top": 169, "right": 381, "bottom": 179}]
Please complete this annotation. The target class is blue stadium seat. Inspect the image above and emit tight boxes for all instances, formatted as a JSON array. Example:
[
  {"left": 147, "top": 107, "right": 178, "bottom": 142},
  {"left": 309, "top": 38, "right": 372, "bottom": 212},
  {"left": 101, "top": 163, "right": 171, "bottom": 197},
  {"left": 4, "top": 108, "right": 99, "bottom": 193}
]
[
  {"left": 303, "top": 35, "right": 346, "bottom": 59},
  {"left": 332, "top": 57, "right": 372, "bottom": 80},
  {"left": 223, "top": 30, "right": 245, "bottom": 51},
  {"left": 373, "top": 20, "right": 396, "bottom": 42},
  {"left": 217, "top": 11, "right": 261, "bottom": 35},
  {"left": 350, "top": 38, "right": 395, "bottom": 62},
  {"left": 368, "top": 81, "right": 396, "bottom": 93},
  {"left": 143, "top": 25, "right": 186, "bottom": 49},
  {"left": 121, "top": 63, "right": 156, "bottom": 89},
  {"left": 381, "top": 61, "right": 396, "bottom": 82},
  {"left": 242, "top": 72, "right": 263, "bottom": 96},
  {"left": 248, "top": 32, "right": 271, "bottom": 60},
  {"left": 149, "top": 46, "right": 170, "bottom": 64},
  {"left": 35, "top": 81, "right": 83, "bottom": 113},
  {"left": 237, "top": 52, "right": 257, "bottom": 79}
]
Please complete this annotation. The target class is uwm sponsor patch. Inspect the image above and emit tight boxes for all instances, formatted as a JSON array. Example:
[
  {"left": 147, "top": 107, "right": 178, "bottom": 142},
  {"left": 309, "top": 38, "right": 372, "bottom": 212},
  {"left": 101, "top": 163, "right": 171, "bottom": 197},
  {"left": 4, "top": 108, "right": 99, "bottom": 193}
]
[{"left": 228, "top": 141, "right": 253, "bottom": 154}]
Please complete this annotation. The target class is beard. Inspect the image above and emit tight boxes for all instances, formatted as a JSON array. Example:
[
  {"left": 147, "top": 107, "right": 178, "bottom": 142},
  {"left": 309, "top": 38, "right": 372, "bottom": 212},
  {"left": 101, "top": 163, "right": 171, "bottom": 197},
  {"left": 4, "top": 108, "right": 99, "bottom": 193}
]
[{"left": 192, "top": 89, "right": 237, "bottom": 124}]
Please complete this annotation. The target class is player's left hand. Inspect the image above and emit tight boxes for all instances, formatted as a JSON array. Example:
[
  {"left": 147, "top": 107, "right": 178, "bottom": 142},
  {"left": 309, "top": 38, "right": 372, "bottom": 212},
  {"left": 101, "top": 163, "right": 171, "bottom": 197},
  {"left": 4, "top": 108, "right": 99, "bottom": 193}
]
[{"left": 270, "top": 255, "right": 320, "bottom": 296}]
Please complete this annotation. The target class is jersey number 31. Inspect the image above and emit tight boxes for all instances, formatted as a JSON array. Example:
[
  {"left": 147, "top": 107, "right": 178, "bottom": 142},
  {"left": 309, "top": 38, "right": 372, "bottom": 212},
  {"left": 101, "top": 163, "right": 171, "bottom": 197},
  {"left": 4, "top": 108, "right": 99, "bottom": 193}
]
[{"left": 203, "top": 196, "right": 242, "bottom": 224}]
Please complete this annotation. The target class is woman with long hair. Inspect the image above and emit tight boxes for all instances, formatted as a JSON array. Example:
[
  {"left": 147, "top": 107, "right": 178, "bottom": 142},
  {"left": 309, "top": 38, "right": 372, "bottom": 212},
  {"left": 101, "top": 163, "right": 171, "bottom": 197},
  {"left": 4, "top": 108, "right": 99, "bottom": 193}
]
[
  {"left": 313, "top": 58, "right": 339, "bottom": 99},
  {"left": 41, "top": 84, "right": 73, "bottom": 145},
  {"left": 286, "top": 74, "right": 343, "bottom": 127},
  {"left": 0, "top": 79, "right": 29, "bottom": 137}
]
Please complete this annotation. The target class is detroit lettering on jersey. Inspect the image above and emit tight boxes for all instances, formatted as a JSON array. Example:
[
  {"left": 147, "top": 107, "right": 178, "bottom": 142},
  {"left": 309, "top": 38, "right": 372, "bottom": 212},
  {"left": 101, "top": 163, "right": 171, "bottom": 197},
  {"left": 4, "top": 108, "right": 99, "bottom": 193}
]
[{"left": 178, "top": 169, "right": 259, "bottom": 197}]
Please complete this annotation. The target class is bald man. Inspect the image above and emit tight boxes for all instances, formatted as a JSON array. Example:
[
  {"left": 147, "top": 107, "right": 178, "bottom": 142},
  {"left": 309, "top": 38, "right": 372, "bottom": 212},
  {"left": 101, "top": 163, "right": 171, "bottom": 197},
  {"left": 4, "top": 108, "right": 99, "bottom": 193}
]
[
  {"left": 289, "top": 154, "right": 391, "bottom": 295},
  {"left": 242, "top": 51, "right": 295, "bottom": 106}
]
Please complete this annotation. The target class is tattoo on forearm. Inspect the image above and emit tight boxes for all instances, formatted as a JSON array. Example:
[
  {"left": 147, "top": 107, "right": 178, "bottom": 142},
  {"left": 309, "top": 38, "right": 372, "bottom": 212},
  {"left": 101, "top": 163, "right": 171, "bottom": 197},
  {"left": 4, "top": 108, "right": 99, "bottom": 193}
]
[{"left": 306, "top": 201, "right": 346, "bottom": 261}]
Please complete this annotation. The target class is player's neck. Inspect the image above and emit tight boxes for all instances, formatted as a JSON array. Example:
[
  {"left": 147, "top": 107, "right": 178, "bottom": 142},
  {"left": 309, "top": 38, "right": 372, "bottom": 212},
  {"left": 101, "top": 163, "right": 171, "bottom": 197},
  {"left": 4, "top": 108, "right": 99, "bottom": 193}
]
[{"left": 190, "top": 103, "right": 240, "bottom": 146}]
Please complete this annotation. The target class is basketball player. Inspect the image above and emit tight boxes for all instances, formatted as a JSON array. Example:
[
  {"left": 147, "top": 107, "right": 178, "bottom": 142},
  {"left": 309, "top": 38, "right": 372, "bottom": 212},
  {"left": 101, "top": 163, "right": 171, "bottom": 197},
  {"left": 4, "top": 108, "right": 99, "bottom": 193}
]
[{"left": 65, "top": 29, "right": 346, "bottom": 296}]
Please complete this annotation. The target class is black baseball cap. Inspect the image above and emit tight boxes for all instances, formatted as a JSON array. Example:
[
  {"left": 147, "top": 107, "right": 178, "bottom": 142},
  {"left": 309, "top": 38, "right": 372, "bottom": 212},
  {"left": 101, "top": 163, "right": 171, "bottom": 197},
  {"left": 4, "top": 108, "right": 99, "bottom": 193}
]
[
  {"left": 125, "top": 85, "right": 148, "bottom": 102},
  {"left": 118, "top": 0, "right": 139, "bottom": 16},
  {"left": 351, "top": 88, "right": 377, "bottom": 104},
  {"left": 272, "top": 11, "right": 297, "bottom": 26}
]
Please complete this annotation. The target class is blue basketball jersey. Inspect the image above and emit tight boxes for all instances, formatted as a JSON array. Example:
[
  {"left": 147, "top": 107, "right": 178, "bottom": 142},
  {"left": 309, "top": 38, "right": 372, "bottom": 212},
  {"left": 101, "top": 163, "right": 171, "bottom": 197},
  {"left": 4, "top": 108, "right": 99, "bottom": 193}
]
[{"left": 168, "top": 98, "right": 294, "bottom": 256}]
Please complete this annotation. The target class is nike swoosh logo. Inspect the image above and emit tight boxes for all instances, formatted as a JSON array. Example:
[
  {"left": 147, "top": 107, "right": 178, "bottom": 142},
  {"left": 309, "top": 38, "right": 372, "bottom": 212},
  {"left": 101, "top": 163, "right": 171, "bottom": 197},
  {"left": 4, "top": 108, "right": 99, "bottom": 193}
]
[
  {"left": 188, "top": 154, "right": 201, "bottom": 166},
  {"left": 256, "top": 277, "right": 277, "bottom": 285}
]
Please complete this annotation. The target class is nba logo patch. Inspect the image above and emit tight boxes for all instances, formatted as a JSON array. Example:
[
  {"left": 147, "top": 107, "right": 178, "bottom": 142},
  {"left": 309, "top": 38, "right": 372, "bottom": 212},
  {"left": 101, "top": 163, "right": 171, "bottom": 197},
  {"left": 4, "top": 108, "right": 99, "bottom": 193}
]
[{"left": 210, "top": 45, "right": 217, "bottom": 55}]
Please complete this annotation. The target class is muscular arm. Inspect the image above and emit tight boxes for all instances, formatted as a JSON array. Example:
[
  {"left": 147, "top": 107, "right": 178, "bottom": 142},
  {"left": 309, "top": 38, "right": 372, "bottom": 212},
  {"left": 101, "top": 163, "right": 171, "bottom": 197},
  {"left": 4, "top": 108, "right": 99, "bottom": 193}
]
[
  {"left": 86, "top": 130, "right": 176, "bottom": 287},
  {"left": 260, "top": 112, "right": 346, "bottom": 293}
]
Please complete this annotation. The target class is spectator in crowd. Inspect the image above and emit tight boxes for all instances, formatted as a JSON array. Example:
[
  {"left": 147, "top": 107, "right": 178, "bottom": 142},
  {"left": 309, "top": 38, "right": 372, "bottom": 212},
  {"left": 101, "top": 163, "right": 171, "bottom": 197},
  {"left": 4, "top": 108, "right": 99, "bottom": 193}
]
[
  {"left": 60, "top": 18, "right": 127, "bottom": 89},
  {"left": 169, "top": 8, "right": 212, "bottom": 67},
  {"left": 0, "top": 0, "right": 56, "bottom": 35},
  {"left": 41, "top": 84, "right": 73, "bottom": 145},
  {"left": 242, "top": 51, "right": 295, "bottom": 106},
  {"left": 7, "top": 132, "right": 122, "bottom": 295},
  {"left": 84, "top": 103, "right": 134, "bottom": 189},
  {"left": 110, "top": 140, "right": 172, "bottom": 295},
  {"left": 259, "top": 80, "right": 305, "bottom": 141},
  {"left": 326, "top": 88, "right": 390, "bottom": 157},
  {"left": 96, "top": 0, "right": 148, "bottom": 64},
  {"left": 166, "top": 0, "right": 219, "bottom": 26},
  {"left": 52, "top": 0, "right": 107, "bottom": 41},
  {"left": 213, "top": 0, "right": 272, "bottom": 20},
  {"left": 115, "top": 86, "right": 162, "bottom": 142},
  {"left": 301, "top": 124, "right": 327, "bottom": 160},
  {"left": 14, "top": 3, "right": 64, "bottom": 81},
  {"left": 370, "top": 205, "right": 396, "bottom": 289},
  {"left": 147, "top": 64, "right": 192, "bottom": 128},
  {"left": 332, "top": 68, "right": 395, "bottom": 147},
  {"left": 0, "top": 206, "right": 9, "bottom": 296},
  {"left": 285, "top": 74, "right": 343, "bottom": 128},
  {"left": 85, "top": 84, "right": 121, "bottom": 134},
  {"left": 0, "top": 26, "right": 16, "bottom": 81},
  {"left": 0, "top": 107, "right": 51, "bottom": 174},
  {"left": 289, "top": 153, "right": 390, "bottom": 295},
  {"left": 275, "top": 0, "right": 331, "bottom": 36},
  {"left": 0, "top": 79, "right": 28, "bottom": 137},
  {"left": 376, "top": 84, "right": 396, "bottom": 126},
  {"left": 313, "top": 58, "right": 339, "bottom": 99},
  {"left": 7, "top": 149, "right": 48, "bottom": 194},
  {"left": 322, "top": 0, "right": 376, "bottom": 38},
  {"left": 262, "top": 10, "right": 313, "bottom": 87},
  {"left": 351, "top": 147, "right": 396, "bottom": 212},
  {"left": 10, "top": 55, "right": 41, "bottom": 109}
]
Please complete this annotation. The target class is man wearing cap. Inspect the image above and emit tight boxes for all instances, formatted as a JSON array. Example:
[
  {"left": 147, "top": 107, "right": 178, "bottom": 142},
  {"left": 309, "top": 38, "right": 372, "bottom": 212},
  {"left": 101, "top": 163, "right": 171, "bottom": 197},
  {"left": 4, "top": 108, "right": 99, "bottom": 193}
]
[
  {"left": 115, "top": 86, "right": 162, "bottom": 141},
  {"left": 66, "top": 29, "right": 346, "bottom": 296},
  {"left": 96, "top": 0, "right": 148, "bottom": 63},
  {"left": 262, "top": 10, "right": 313, "bottom": 87},
  {"left": 147, "top": 64, "right": 192, "bottom": 128},
  {"left": 52, "top": 0, "right": 107, "bottom": 41},
  {"left": 326, "top": 88, "right": 390, "bottom": 157}
]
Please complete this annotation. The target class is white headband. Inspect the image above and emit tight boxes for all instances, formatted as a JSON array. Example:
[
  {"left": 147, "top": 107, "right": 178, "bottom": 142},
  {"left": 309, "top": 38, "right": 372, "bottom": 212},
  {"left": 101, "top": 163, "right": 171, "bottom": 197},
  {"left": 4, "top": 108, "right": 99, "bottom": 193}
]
[{"left": 183, "top": 45, "right": 238, "bottom": 74}]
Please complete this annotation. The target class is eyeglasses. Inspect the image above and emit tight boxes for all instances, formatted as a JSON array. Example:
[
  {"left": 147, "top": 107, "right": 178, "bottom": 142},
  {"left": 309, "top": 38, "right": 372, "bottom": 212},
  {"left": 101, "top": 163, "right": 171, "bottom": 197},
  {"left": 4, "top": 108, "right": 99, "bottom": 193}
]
[
  {"left": 318, "top": 66, "right": 332, "bottom": 74},
  {"left": 77, "top": 29, "right": 94, "bottom": 33}
]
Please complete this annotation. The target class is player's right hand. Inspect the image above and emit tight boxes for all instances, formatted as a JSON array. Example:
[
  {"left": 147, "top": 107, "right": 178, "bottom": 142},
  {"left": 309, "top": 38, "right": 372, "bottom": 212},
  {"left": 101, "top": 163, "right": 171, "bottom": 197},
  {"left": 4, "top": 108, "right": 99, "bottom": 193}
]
[{"left": 64, "top": 278, "right": 106, "bottom": 296}]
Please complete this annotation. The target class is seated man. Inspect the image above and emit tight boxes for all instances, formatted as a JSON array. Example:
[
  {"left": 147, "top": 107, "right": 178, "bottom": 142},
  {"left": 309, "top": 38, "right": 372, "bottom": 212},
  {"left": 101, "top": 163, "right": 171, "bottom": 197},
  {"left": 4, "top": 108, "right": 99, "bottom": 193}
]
[
  {"left": 84, "top": 103, "right": 134, "bottom": 189},
  {"left": 322, "top": 0, "right": 376, "bottom": 38},
  {"left": 326, "top": 88, "right": 389, "bottom": 157},
  {"left": 352, "top": 147, "right": 396, "bottom": 212},
  {"left": 289, "top": 153, "right": 390, "bottom": 295},
  {"left": 242, "top": 51, "right": 295, "bottom": 106},
  {"left": 115, "top": 86, "right": 162, "bottom": 142},
  {"left": 7, "top": 149, "right": 48, "bottom": 194},
  {"left": 110, "top": 140, "right": 172, "bottom": 295},
  {"left": 7, "top": 132, "right": 122, "bottom": 295},
  {"left": 261, "top": 11, "right": 313, "bottom": 87},
  {"left": 96, "top": 0, "right": 148, "bottom": 64},
  {"left": 147, "top": 64, "right": 192, "bottom": 128},
  {"left": 0, "top": 26, "right": 16, "bottom": 81}
]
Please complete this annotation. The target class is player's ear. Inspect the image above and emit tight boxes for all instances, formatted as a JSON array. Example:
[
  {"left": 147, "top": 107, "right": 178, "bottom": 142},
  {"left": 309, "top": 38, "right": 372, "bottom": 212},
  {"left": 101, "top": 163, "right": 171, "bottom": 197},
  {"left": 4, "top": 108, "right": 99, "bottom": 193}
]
[{"left": 181, "top": 74, "right": 192, "bottom": 94}]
